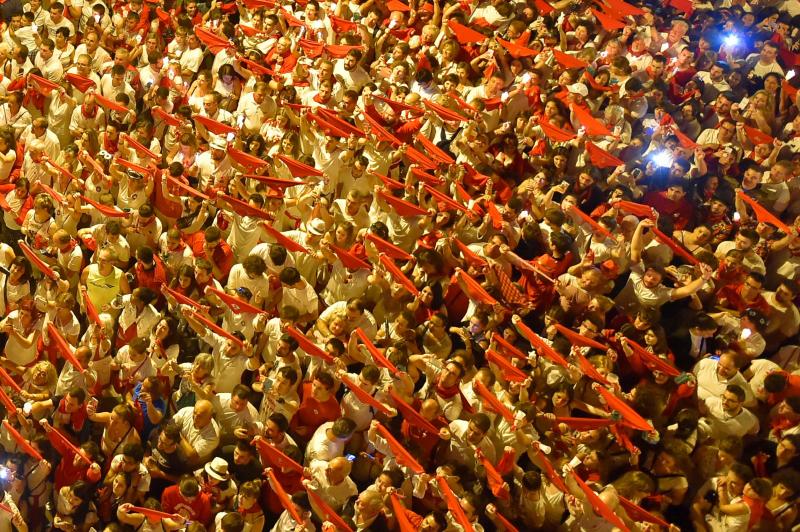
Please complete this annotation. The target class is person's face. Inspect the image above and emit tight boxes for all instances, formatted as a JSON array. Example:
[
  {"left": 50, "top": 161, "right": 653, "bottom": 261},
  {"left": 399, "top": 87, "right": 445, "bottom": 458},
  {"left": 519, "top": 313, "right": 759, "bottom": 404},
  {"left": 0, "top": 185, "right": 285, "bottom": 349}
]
[
  {"left": 642, "top": 269, "right": 663, "bottom": 289},
  {"left": 319, "top": 84, "right": 332, "bottom": 100},
  {"left": 643, "top": 329, "right": 658, "bottom": 346},
  {"left": 264, "top": 419, "right": 282, "bottom": 442},
  {"left": 97, "top": 252, "right": 113, "bottom": 271},
  {"left": 734, "top": 233, "right": 754, "bottom": 251},
  {"left": 311, "top": 379, "right": 330, "bottom": 401},
  {"left": 203, "top": 96, "right": 218, "bottom": 115},
  {"left": 778, "top": 437, "right": 798, "bottom": 461},
  {"left": 230, "top": 394, "right": 247, "bottom": 412},
  {"left": 761, "top": 45, "right": 778, "bottom": 63},
  {"left": 49, "top": 7, "right": 62, "bottom": 22},
  {"left": 721, "top": 390, "right": 742, "bottom": 414},
  {"left": 776, "top": 284, "right": 794, "bottom": 305},
  {"left": 420, "top": 514, "right": 442, "bottom": 532},
  {"left": 742, "top": 168, "right": 762, "bottom": 188},
  {"left": 716, "top": 355, "right": 738, "bottom": 379},
  {"left": 193, "top": 404, "right": 213, "bottom": 427},
  {"left": 329, "top": 318, "right": 346, "bottom": 337},
  {"left": 344, "top": 54, "right": 357, "bottom": 71},
  {"left": 439, "top": 363, "right": 461, "bottom": 388},
  {"left": 465, "top": 421, "right": 484, "bottom": 444},
  {"left": 158, "top": 431, "right": 178, "bottom": 453},
  {"left": 553, "top": 390, "right": 569, "bottom": 408},
  {"left": 741, "top": 276, "right": 762, "bottom": 299},
  {"left": 40, "top": 46, "right": 53, "bottom": 60}
]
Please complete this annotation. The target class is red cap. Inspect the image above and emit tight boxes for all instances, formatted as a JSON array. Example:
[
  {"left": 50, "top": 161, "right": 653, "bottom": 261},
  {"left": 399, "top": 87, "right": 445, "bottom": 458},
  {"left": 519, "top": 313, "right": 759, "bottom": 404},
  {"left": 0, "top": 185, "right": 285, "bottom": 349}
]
[{"left": 447, "top": 19, "right": 488, "bottom": 45}]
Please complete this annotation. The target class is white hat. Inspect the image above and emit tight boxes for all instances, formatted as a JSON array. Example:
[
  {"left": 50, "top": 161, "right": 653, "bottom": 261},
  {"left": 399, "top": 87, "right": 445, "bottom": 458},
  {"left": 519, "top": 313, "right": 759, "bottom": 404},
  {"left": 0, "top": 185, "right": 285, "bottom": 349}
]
[
  {"left": 204, "top": 457, "right": 229, "bottom": 481},
  {"left": 209, "top": 136, "right": 227, "bottom": 151},
  {"left": 307, "top": 218, "right": 326, "bottom": 236},
  {"left": 567, "top": 83, "right": 588, "bottom": 97}
]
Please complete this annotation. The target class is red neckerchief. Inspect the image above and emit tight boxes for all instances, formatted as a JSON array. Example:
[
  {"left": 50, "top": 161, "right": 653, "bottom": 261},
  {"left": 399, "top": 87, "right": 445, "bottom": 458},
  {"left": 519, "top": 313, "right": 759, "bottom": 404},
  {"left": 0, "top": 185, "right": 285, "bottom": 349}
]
[
  {"left": 82, "top": 103, "right": 98, "bottom": 119},
  {"left": 58, "top": 397, "right": 87, "bottom": 433},
  {"left": 628, "top": 47, "right": 648, "bottom": 57},
  {"left": 313, "top": 92, "right": 330, "bottom": 104},
  {"left": 435, "top": 381, "right": 461, "bottom": 400},
  {"left": 104, "top": 134, "right": 119, "bottom": 154},
  {"left": 238, "top": 502, "right": 263, "bottom": 515}
]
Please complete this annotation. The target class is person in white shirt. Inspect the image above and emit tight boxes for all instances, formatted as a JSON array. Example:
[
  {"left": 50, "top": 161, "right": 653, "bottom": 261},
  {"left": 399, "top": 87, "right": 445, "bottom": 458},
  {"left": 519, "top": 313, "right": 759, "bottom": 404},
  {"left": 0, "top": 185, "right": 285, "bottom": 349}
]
[
  {"left": 700, "top": 384, "right": 759, "bottom": 441},
  {"left": 279, "top": 267, "right": 319, "bottom": 324},
  {"left": 0, "top": 92, "right": 32, "bottom": 139},
  {"left": 173, "top": 401, "right": 221, "bottom": 466},
  {"left": 179, "top": 33, "right": 204, "bottom": 77},
  {"left": 333, "top": 50, "right": 370, "bottom": 93},
  {"left": 303, "top": 456, "right": 358, "bottom": 514},
  {"left": 694, "top": 351, "right": 755, "bottom": 405},
  {"left": 210, "top": 385, "right": 263, "bottom": 445},
  {"left": 33, "top": 37, "right": 64, "bottom": 82},
  {"left": 304, "top": 418, "right": 356, "bottom": 466}
]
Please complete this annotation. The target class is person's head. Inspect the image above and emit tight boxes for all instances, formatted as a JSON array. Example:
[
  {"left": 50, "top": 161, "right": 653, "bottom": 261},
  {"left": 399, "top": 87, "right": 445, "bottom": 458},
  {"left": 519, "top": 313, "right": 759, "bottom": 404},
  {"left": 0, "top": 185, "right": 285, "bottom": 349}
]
[
  {"left": 777, "top": 434, "right": 800, "bottom": 462},
  {"left": 466, "top": 413, "right": 491, "bottom": 445},
  {"left": 178, "top": 476, "right": 201, "bottom": 500},
  {"left": 717, "top": 351, "right": 741, "bottom": 380},
  {"left": 233, "top": 440, "right": 257, "bottom": 466},
  {"left": 311, "top": 371, "right": 335, "bottom": 401},
  {"left": 264, "top": 413, "right": 289, "bottom": 443},
  {"left": 721, "top": 384, "right": 746, "bottom": 415},
  {"left": 325, "top": 456, "right": 352, "bottom": 485},
  {"left": 64, "top": 387, "right": 86, "bottom": 412},
  {"left": 771, "top": 468, "right": 800, "bottom": 501},
  {"left": 192, "top": 399, "right": 214, "bottom": 428},
  {"left": 760, "top": 41, "right": 779, "bottom": 64},
  {"left": 725, "top": 462, "right": 754, "bottom": 497},
  {"left": 330, "top": 417, "right": 356, "bottom": 441},
  {"left": 119, "top": 443, "right": 144, "bottom": 472},
  {"left": 158, "top": 423, "right": 182, "bottom": 454},
  {"left": 437, "top": 359, "right": 465, "bottom": 388}
]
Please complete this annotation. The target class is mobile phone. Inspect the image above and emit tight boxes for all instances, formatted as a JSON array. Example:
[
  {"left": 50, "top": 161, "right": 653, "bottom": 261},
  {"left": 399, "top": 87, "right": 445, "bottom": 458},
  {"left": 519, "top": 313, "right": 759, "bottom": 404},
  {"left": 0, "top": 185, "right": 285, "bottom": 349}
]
[
  {"left": 631, "top": 168, "right": 642, "bottom": 179},
  {"left": 262, "top": 378, "right": 274, "bottom": 392},
  {"left": 345, "top": 453, "right": 356, "bottom": 462}
]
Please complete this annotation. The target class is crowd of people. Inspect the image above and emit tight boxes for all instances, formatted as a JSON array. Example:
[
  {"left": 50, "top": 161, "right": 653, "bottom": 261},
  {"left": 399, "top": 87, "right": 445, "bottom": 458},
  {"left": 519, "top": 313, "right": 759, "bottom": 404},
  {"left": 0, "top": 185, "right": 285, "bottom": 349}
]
[{"left": 0, "top": 0, "right": 797, "bottom": 530}]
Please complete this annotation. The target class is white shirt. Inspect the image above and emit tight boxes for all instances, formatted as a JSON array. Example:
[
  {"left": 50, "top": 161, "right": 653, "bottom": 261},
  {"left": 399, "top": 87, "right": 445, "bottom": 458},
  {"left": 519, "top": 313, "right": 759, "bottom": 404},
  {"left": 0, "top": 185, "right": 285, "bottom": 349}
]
[
  {"left": 694, "top": 357, "right": 754, "bottom": 403},
  {"left": 305, "top": 422, "right": 344, "bottom": 465},
  {"left": 172, "top": 406, "right": 220, "bottom": 462},
  {"left": 202, "top": 330, "right": 250, "bottom": 393}
]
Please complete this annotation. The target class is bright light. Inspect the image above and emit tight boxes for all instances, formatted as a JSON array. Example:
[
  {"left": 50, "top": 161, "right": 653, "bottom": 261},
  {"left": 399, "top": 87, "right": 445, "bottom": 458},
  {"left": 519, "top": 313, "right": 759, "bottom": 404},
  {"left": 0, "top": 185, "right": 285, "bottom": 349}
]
[
  {"left": 788, "top": 70, "right": 797, "bottom": 81},
  {"left": 741, "top": 328, "right": 752, "bottom": 340},
  {"left": 501, "top": 91, "right": 509, "bottom": 102},
  {"left": 652, "top": 150, "right": 673, "bottom": 168},
  {"left": 522, "top": 72, "right": 532, "bottom": 84},
  {"left": 724, "top": 34, "right": 740, "bottom": 47},
  {"left": 733, "top": 211, "right": 741, "bottom": 222},
  {"left": 660, "top": 42, "right": 669, "bottom": 52}
]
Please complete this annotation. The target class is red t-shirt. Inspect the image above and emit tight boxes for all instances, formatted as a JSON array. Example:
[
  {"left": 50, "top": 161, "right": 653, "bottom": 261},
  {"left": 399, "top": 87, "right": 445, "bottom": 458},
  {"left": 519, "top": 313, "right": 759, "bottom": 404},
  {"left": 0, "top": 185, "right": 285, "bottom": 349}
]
[
  {"left": 161, "top": 485, "right": 212, "bottom": 526},
  {"left": 290, "top": 382, "right": 340, "bottom": 437},
  {"left": 188, "top": 234, "right": 234, "bottom": 281}
]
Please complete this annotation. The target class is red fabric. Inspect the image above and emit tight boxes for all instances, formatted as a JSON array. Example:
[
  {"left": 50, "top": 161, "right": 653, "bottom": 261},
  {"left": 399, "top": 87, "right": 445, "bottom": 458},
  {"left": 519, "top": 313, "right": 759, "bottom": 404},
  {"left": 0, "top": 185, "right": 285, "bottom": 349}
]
[
  {"left": 330, "top": 244, "right": 371, "bottom": 270},
  {"left": 275, "top": 154, "right": 323, "bottom": 177},
  {"left": 437, "top": 477, "right": 474, "bottom": 532},
  {"left": 372, "top": 94, "right": 424, "bottom": 115},
  {"left": 254, "top": 439, "right": 303, "bottom": 474},
  {"left": 618, "top": 496, "right": 669, "bottom": 528},
  {"left": 595, "top": 386, "right": 653, "bottom": 431},
  {"left": 19, "top": 240, "right": 57, "bottom": 279},
  {"left": 121, "top": 133, "right": 158, "bottom": 159},
  {"left": 329, "top": 15, "right": 358, "bottom": 33},
  {"left": 64, "top": 73, "right": 96, "bottom": 93},
  {"left": 0, "top": 368, "right": 20, "bottom": 393},
  {"left": 195, "top": 26, "right": 233, "bottom": 53},
  {"left": 642, "top": 191, "right": 695, "bottom": 232},
  {"left": 616, "top": 200, "right": 656, "bottom": 219},
  {"left": 29, "top": 74, "right": 59, "bottom": 95},
  {"left": 206, "top": 286, "right": 264, "bottom": 314},
  {"left": 390, "top": 493, "right": 421, "bottom": 532},
  {"left": 516, "top": 321, "right": 570, "bottom": 368},
  {"left": 623, "top": 338, "right": 680, "bottom": 377},
  {"left": 447, "top": 19, "right": 487, "bottom": 44},
  {"left": 285, "top": 326, "right": 334, "bottom": 363},
  {"left": 555, "top": 324, "right": 607, "bottom": 350},
  {"left": 80, "top": 195, "right": 128, "bottom": 218},
  {"left": 94, "top": 93, "right": 128, "bottom": 114},
  {"left": 574, "top": 352, "right": 612, "bottom": 385},
  {"left": 586, "top": 142, "right": 623, "bottom": 168},
  {"left": 161, "top": 484, "right": 212, "bottom": 525},
  {"left": 569, "top": 204, "right": 612, "bottom": 237},
  {"left": 378, "top": 254, "right": 419, "bottom": 296},
  {"left": 193, "top": 114, "right": 236, "bottom": 135},
  {"left": 261, "top": 223, "right": 308, "bottom": 253},
  {"left": 477, "top": 449, "right": 509, "bottom": 499},
  {"left": 737, "top": 191, "right": 791, "bottom": 233},
  {"left": 486, "top": 349, "right": 527, "bottom": 382},
  {"left": 473, "top": 381, "right": 514, "bottom": 422},
  {"left": 227, "top": 147, "right": 268, "bottom": 168},
  {"left": 555, "top": 417, "right": 614, "bottom": 430},
  {"left": 570, "top": 470, "right": 630, "bottom": 532},
  {"left": 491, "top": 332, "right": 527, "bottom": 359},
  {"left": 651, "top": 226, "right": 700, "bottom": 264},
  {"left": 341, "top": 374, "right": 393, "bottom": 416},
  {"left": 415, "top": 133, "right": 454, "bottom": 165},
  {"left": 571, "top": 105, "right": 613, "bottom": 136},
  {"left": 456, "top": 269, "right": 499, "bottom": 306},
  {"left": 540, "top": 120, "right": 577, "bottom": 141},
  {"left": 80, "top": 286, "right": 103, "bottom": 329},
  {"left": 534, "top": 447, "right": 568, "bottom": 493},
  {"left": 497, "top": 37, "right": 538, "bottom": 58},
  {"left": 390, "top": 389, "right": 440, "bottom": 435},
  {"left": 167, "top": 175, "right": 209, "bottom": 200},
  {"left": 355, "top": 327, "right": 401, "bottom": 374},
  {"left": 3, "top": 421, "right": 43, "bottom": 460},
  {"left": 189, "top": 310, "right": 243, "bottom": 347},
  {"left": 48, "top": 428, "right": 95, "bottom": 490},
  {"left": 591, "top": 8, "right": 626, "bottom": 30},
  {"left": 454, "top": 239, "right": 487, "bottom": 268},
  {"left": 375, "top": 422, "right": 425, "bottom": 473},
  {"left": 365, "top": 232, "right": 412, "bottom": 261},
  {"left": 601, "top": 0, "right": 645, "bottom": 15},
  {"left": 379, "top": 190, "right": 428, "bottom": 217},
  {"left": 422, "top": 99, "right": 468, "bottom": 122},
  {"left": 744, "top": 125, "right": 774, "bottom": 146},
  {"left": 48, "top": 323, "right": 83, "bottom": 372},
  {"left": 0, "top": 387, "right": 16, "bottom": 413},
  {"left": 552, "top": 49, "right": 588, "bottom": 69}
]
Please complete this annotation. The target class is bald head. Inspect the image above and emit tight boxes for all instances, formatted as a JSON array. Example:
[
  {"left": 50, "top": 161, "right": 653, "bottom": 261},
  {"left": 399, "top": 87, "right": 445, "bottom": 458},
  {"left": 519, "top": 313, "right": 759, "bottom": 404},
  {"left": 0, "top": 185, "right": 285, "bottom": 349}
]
[
  {"left": 326, "top": 457, "right": 352, "bottom": 484},
  {"left": 193, "top": 399, "right": 214, "bottom": 428}
]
